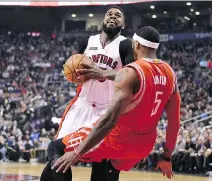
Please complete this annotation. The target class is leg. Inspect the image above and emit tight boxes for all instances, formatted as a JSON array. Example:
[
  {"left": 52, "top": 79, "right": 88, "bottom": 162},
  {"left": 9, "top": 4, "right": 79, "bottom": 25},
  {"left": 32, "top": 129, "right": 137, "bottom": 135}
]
[
  {"left": 181, "top": 153, "right": 190, "bottom": 172},
  {"left": 40, "top": 139, "right": 72, "bottom": 181},
  {"left": 0, "top": 147, "right": 7, "bottom": 161},
  {"left": 151, "top": 152, "right": 158, "bottom": 168},
  {"left": 196, "top": 155, "right": 204, "bottom": 173},
  {"left": 146, "top": 155, "right": 153, "bottom": 170},
  {"left": 186, "top": 154, "right": 193, "bottom": 172},
  {"left": 51, "top": 167, "right": 72, "bottom": 181},
  {"left": 40, "top": 161, "right": 72, "bottom": 181},
  {"left": 26, "top": 152, "right": 31, "bottom": 162},
  {"left": 90, "top": 160, "right": 107, "bottom": 181},
  {"left": 176, "top": 152, "right": 184, "bottom": 172},
  {"left": 40, "top": 162, "right": 54, "bottom": 181},
  {"left": 106, "top": 160, "right": 120, "bottom": 181}
]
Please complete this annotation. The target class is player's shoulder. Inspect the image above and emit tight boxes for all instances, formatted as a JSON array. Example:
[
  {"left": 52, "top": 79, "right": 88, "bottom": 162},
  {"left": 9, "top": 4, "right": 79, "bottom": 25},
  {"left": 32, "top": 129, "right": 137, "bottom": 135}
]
[
  {"left": 114, "top": 66, "right": 139, "bottom": 88},
  {"left": 118, "top": 35, "right": 127, "bottom": 41},
  {"left": 163, "top": 60, "right": 172, "bottom": 68},
  {"left": 119, "top": 37, "right": 131, "bottom": 45},
  {"left": 163, "top": 61, "right": 175, "bottom": 74},
  {"left": 91, "top": 34, "right": 101, "bottom": 38},
  {"left": 120, "top": 66, "right": 139, "bottom": 80},
  {"left": 88, "top": 34, "right": 101, "bottom": 41},
  {"left": 119, "top": 38, "right": 132, "bottom": 51}
]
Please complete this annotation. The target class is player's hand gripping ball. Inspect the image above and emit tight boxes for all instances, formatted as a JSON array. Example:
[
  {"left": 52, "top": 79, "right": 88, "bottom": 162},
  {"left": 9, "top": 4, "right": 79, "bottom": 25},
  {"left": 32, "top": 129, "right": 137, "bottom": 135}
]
[{"left": 63, "top": 54, "right": 94, "bottom": 84}]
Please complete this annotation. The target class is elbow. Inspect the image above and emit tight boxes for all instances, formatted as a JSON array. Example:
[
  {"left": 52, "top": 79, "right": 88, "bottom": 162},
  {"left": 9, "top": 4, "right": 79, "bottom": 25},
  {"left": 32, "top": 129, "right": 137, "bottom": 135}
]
[
  {"left": 102, "top": 117, "right": 117, "bottom": 132},
  {"left": 176, "top": 120, "right": 180, "bottom": 130},
  {"left": 173, "top": 122, "right": 180, "bottom": 134},
  {"left": 96, "top": 117, "right": 117, "bottom": 133},
  {"left": 177, "top": 119, "right": 181, "bottom": 130},
  {"left": 167, "top": 119, "right": 180, "bottom": 133}
]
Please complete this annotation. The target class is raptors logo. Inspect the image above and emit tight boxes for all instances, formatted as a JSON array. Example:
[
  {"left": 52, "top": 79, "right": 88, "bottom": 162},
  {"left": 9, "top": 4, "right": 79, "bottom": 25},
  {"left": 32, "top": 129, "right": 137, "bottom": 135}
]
[{"left": 91, "top": 54, "right": 118, "bottom": 70}]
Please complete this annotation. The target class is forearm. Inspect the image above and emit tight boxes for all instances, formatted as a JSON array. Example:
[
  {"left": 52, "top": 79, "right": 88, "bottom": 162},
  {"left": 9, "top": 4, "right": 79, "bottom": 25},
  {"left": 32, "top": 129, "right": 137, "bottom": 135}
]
[
  {"left": 164, "top": 93, "right": 181, "bottom": 157},
  {"left": 164, "top": 124, "right": 180, "bottom": 157},
  {"left": 103, "top": 70, "right": 118, "bottom": 81},
  {"left": 76, "top": 115, "right": 116, "bottom": 156}
]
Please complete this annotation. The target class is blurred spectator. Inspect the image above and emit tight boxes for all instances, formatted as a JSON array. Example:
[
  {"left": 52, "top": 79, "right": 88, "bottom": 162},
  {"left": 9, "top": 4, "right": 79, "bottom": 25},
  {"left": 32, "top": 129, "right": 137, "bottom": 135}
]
[
  {"left": 7, "top": 137, "right": 21, "bottom": 162},
  {"left": 21, "top": 135, "right": 33, "bottom": 162},
  {"left": 0, "top": 136, "right": 7, "bottom": 162}
]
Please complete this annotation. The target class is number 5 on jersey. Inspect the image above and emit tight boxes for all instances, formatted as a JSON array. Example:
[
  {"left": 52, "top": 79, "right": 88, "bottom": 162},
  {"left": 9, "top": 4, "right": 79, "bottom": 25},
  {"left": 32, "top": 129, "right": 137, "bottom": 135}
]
[{"left": 151, "top": 91, "right": 163, "bottom": 116}]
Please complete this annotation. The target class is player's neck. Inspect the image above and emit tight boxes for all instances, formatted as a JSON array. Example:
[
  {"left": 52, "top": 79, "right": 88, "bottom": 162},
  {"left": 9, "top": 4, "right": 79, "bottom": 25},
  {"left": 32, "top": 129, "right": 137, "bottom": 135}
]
[
  {"left": 100, "top": 31, "right": 120, "bottom": 44},
  {"left": 137, "top": 52, "right": 156, "bottom": 60}
]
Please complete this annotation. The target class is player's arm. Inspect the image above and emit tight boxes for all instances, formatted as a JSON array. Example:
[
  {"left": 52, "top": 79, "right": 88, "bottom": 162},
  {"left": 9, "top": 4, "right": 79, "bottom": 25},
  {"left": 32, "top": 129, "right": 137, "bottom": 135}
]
[
  {"left": 155, "top": 79, "right": 181, "bottom": 179},
  {"left": 163, "top": 80, "right": 181, "bottom": 159},
  {"left": 76, "top": 67, "right": 138, "bottom": 156},
  {"left": 78, "top": 37, "right": 89, "bottom": 54},
  {"left": 77, "top": 39, "right": 134, "bottom": 81}
]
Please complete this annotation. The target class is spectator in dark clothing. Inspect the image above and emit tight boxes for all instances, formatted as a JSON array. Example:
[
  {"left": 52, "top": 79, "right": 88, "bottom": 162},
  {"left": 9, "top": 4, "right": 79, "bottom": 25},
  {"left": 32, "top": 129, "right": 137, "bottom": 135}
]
[
  {"left": 7, "top": 138, "right": 21, "bottom": 162},
  {"left": 177, "top": 136, "right": 195, "bottom": 172},
  {"left": 22, "top": 135, "right": 33, "bottom": 162},
  {"left": 0, "top": 136, "right": 7, "bottom": 162}
]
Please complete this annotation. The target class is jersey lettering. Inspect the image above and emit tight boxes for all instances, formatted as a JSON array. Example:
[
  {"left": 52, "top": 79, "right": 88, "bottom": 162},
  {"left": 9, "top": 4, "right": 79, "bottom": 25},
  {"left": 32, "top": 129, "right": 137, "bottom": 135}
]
[
  {"left": 112, "top": 61, "right": 118, "bottom": 69},
  {"left": 90, "top": 54, "right": 118, "bottom": 70},
  {"left": 92, "top": 55, "right": 97, "bottom": 63},
  {"left": 154, "top": 75, "right": 167, "bottom": 85}
]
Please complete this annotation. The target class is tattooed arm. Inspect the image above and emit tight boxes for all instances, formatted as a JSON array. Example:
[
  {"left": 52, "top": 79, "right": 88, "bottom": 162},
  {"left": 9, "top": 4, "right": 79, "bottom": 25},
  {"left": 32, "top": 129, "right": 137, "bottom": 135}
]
[
  {"left": 76, "top": 67, "right": 139, "bottom": 156},
  {"left": 52, "top": 67, "right": 139, "bottom": 173}
]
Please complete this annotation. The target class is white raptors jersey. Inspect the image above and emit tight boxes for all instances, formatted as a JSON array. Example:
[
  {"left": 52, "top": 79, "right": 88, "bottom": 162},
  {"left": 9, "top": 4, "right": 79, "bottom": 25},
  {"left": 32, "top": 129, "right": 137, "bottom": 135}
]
[{"left": 79, "top": 34, "right": 126, "bottom": 105}]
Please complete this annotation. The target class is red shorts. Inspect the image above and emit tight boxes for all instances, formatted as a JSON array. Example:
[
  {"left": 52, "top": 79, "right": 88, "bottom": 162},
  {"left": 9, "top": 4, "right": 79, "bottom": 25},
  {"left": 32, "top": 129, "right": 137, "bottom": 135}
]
[{"left": 62, "top": 125, "right": 156, "bottom": 171}]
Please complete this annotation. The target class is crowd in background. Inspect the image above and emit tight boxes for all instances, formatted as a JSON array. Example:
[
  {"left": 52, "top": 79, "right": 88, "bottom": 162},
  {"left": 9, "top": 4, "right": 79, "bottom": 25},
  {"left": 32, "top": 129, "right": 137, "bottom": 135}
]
[
  {"left": 135, "top": 120, "right": 212, "bottom": 175},
  {"left": 0, "top": 32, "right": 211, "bottom": 176}
]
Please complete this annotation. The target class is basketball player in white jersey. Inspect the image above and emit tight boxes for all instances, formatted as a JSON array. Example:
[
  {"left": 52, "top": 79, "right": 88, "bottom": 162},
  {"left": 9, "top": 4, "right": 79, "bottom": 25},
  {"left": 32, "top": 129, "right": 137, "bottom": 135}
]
[{"left": 40, "top": 6, "right": 133, "bottom": 181}]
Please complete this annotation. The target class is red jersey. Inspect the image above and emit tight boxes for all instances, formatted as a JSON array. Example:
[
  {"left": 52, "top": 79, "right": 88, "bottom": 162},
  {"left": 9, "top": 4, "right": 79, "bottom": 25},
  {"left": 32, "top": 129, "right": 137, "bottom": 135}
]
[
  {"left": 62, "top": 58, "right": 179, "bottom": 171},
  {"left": 118, "top": 58, "right": 176, "bottom": 133}
]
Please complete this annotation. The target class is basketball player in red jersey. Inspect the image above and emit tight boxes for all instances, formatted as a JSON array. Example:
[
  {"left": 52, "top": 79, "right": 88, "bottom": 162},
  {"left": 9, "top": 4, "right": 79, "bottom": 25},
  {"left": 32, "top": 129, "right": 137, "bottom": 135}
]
[
  {"left": 52, "top": 26, "right": 181, "bottom": 180},
  {"left": 40, "top": 6, "right": 133, "bottom": 181}
]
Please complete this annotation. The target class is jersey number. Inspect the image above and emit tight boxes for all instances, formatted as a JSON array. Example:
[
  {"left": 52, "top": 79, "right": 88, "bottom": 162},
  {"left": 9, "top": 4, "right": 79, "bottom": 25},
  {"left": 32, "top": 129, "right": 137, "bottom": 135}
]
[{"left": 151, "top": 91, "right": 163, "bottom": 116}]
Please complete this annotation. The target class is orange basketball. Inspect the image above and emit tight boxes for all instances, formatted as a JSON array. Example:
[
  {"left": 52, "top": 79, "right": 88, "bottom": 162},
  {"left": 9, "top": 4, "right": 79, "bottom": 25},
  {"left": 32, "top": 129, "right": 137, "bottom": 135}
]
[{"left": 63, "top": 54, "right": 93, "bottom": 84}]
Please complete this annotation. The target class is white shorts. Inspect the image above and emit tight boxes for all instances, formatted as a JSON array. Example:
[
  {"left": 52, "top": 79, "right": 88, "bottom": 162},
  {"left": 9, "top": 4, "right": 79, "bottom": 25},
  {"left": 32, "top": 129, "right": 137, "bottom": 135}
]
[{"left": 56, "top": 97, "right": 108, "bottom": 139}]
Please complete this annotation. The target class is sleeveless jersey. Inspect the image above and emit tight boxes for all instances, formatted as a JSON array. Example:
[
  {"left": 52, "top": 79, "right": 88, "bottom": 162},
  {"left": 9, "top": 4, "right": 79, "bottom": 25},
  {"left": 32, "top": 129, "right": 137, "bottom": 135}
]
[
  {"left": 118, "top": 58, "right": 176, "bottom": 133},
  {"left": 79, "top": 34, "right": 126, "bottom": 105}
]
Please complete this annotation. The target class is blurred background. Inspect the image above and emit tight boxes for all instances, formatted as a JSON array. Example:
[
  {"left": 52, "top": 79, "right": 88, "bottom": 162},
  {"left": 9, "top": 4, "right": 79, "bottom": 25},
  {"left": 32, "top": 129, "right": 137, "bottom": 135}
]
[{"left": 0, "top": 0, "right": 212, "bottom": 177}]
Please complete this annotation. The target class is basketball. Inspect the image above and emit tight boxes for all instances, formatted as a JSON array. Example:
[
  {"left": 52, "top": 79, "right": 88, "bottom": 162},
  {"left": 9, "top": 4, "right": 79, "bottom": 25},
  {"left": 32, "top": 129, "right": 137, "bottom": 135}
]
[{"left": 63, "top": 54, "right": 93, "bottom": 84}]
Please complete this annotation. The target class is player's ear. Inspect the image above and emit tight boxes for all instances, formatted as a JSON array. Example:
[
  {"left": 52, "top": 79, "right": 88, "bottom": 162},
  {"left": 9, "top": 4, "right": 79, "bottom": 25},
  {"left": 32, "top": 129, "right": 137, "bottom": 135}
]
[
  {"left": 135, "top": 41, "right": 140, "bottom": 49},
  {"left": 122, "top": 23, "right": 125, "bottom": 29},
  {"left": 121, "top": 20, "right": 125, "bottom": 29}
]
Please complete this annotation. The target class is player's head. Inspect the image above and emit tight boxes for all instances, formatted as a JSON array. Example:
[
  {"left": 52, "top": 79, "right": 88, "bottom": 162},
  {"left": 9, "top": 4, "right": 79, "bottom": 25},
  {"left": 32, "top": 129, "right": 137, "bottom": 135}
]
[
  {"left": 102, "top": 6, "right": 125, "bottom": 37},
  {"left": 132, "top": 26, "right": 160, "bottom": 60}
]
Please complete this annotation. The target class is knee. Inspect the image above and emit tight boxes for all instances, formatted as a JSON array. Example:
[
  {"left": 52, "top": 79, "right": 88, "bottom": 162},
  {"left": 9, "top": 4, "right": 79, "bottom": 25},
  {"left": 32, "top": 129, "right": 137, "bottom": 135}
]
[
  {"left": 47, "top": 140, "right": 56, "bottom": 160},
  {"left": 47, "top": 139, "right": 65, "bottom": 162},
  {"left": 47, "top": 141, "right": 55, "bottom": 154}
]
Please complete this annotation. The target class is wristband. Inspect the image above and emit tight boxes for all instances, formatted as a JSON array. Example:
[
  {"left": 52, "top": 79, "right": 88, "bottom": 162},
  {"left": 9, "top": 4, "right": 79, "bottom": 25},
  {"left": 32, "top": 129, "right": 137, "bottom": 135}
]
[
  {"left": 74, "top": 149, "right": 82, "bottom": 158},
  {"left": 160, "top": 154, "right": 171, "bottom": 162}
]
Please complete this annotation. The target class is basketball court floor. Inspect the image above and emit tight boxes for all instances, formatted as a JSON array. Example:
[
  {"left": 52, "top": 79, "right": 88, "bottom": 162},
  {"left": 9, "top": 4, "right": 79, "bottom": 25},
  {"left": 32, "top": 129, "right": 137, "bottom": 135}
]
[{"left": 0, "top": 162, "right": 211, "bottom": 181}]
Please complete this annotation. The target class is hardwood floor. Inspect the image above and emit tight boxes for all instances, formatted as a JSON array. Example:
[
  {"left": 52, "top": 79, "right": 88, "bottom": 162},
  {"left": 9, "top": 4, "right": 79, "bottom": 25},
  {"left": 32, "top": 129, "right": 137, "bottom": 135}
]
[{"left": 0, "top": 162, "right": 210, "bottom": 181}]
